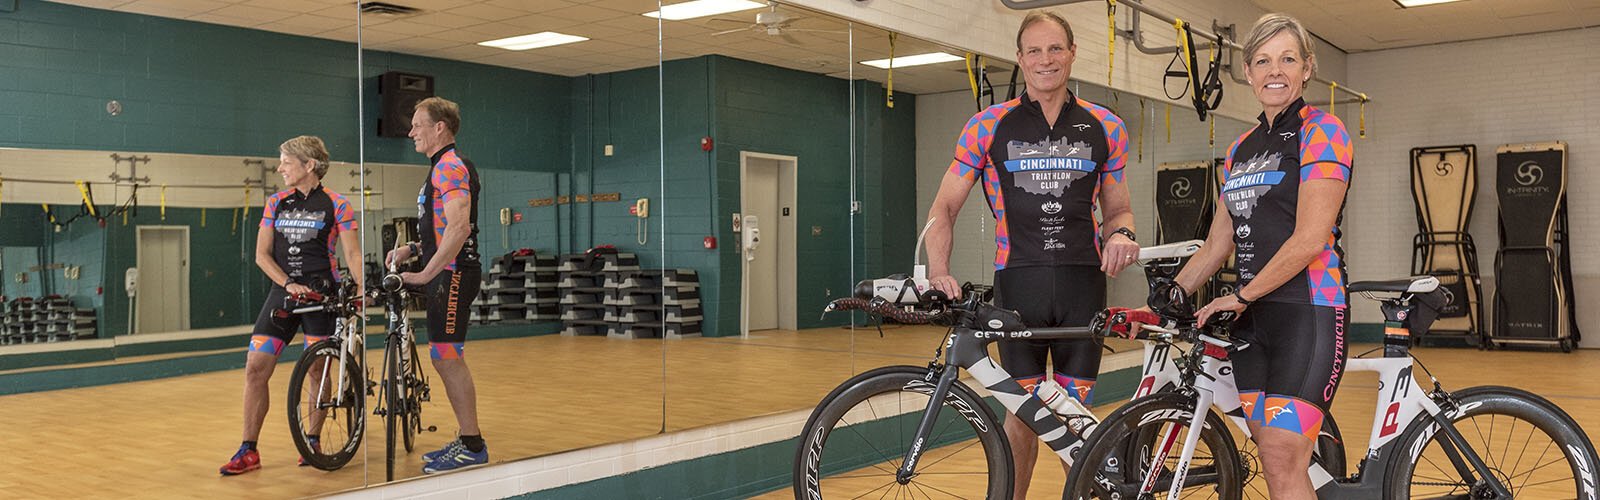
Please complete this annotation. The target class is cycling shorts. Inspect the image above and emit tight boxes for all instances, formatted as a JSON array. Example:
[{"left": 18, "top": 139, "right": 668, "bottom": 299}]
[
  {"left": 249, "top": 282, "right": 336, "bottom": 356},
  {"left": 993, "top": 265, "right": 1106, "bottom": 404},
  {"left": 1231, "top": 301, "right": 1349, "bottom": 441},
  {"left": 424, "top": 266, "right": 481, "bottom": 359}
]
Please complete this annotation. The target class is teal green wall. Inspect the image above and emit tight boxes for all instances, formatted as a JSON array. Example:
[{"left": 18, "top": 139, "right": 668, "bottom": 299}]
[{"left": 99, "top": 207, "right": 269, "bottom": 336}]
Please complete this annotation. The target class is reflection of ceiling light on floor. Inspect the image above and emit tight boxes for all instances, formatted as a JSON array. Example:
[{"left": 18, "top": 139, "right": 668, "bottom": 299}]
[
  {"left": 1393, "top": 0, "right": 1466, "bottom": 7},
  {"left": 860, "top": 52, "right": 964, "bottom": 69},
  {"left": 478, "top": 32, "right": 589, "bottom": 51},
  {"left": 644, "top": 0, "right": 765, "bottom": 21}
]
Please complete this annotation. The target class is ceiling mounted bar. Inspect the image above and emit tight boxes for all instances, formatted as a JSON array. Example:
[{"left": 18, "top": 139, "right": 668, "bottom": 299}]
[{"left": 1000, "top": 0, "right": 1370, "bottom": 103}]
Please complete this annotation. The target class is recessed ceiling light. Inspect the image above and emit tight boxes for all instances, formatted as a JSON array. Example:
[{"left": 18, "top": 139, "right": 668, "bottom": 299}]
[
  {"left": 860, "top": 52, "right": 964, "bottom": 69},
  {"left": 643, "top": 0, "right": 765, "bottom": 21},
  {"left": 478, "top": 32, "right": 589, "bottom": 51},
  {"left": 1393, "top": 0, "right": 1467, "bottom": 7}
]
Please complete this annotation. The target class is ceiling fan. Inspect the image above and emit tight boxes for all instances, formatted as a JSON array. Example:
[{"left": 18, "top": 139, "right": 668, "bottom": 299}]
[{"left": 706, "top": 1, "right": 844, "bottom": 46}]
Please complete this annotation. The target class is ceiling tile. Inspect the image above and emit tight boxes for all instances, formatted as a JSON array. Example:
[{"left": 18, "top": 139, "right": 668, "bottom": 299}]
[
  {"left": 206, "top": 4, "right": 297, "bottom": 24},
  {"left": 114, "top": 0, "right": 229, "bottom": 18}
]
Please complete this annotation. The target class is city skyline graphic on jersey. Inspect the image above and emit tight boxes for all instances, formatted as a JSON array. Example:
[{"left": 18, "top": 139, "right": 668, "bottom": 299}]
[
  {"left": 273, "top": 208, "right": 328, "bottom": 243},
  {"left": 1223, "top": 151, "right": 1286, "bottom": 219},
  {"left": 1002, "top": 137, "right": 1097, "bottom": 197}
]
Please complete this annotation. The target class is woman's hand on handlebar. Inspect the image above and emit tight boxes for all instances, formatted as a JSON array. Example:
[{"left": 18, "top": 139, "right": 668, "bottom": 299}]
[
  {"left": 929, "top": 274, "right": 961, "bottom": 300},
  {"left": 285, "top": 283, "right": 314, "bottom": 297},
  {"left": 1194, "top": 294, "right": 1246, "bottom": 328}
]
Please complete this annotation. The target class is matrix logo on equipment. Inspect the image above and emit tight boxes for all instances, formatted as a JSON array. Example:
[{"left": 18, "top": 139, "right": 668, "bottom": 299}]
[
  {"left": 1042, "top": 201, "right": 1063, "bottom": 214},
  {"left": 1169, "top": 178, "right": 1192, "bottom": 198},
  {"left": 1515, "top": 161, "right": 1544, "bottom": 186},
  {"left": 1235, "top": 224, "right": 1252, "bottom": 239}
]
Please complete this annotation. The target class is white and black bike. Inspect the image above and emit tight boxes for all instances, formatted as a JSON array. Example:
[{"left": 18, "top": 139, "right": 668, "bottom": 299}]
[
  {"left": 792, "top": 240, "right": 1346, "bottom": 498},
  {"left": 285, "top": 278, "right": 367, "bottom": 471},
  {"left": 1063, "top": 275, "right": 1599, "bottom": 499}
]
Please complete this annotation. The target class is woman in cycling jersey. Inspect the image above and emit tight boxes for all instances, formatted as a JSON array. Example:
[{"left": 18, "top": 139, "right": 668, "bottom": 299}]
[
  {"left": 1159, "top": 13, "right": 1354, "bottom": 500},
  {"left": 221, "top": 136, "right": 363, "bottom": 475}
]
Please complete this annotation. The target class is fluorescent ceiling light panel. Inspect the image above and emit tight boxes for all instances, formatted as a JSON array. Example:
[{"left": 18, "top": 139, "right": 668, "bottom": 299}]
[
  {"left": 644, "top": 0, "right": 765, "bottom": 21},
  {"left": 860, "top": 52, "right": 964, "bottom": 69},
  {"left": 1393, "top": 0, "right": 1467, "bottom": 7},
  {"left": 478, "top": 32, "right": 588, "bottom": 51}
]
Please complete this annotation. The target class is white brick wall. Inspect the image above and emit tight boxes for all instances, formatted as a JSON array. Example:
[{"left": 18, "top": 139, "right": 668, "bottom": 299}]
[
  {"left": 791, "top": 0, "right": 1352, "bottom": 123},
  {"left": 1346, "top": 28, "right": 1600, "bottom": 344}
]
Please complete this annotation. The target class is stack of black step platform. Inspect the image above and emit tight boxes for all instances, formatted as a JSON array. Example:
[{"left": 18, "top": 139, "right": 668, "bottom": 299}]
[
  {"left": 474, "top": 251, "right": 559, "bottom": 325},
  {"left": 603, "top": 268, "right": 702, "bottom": 339},
  {"left": 558, "top": 252, "right": 638, "bottom": 336}
]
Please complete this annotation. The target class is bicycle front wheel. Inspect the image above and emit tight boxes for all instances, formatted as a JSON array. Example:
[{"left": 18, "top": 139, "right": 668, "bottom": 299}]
[
  {"left": 402, "top": 339, "right": 422, "bottom": 453},
  {"left": 793, "top": 365, "right": 1012, "bottom": 499},
  {"left": 383, "top": 339, "right": 402, "bottom": 481},
  {"left": 287, "top": 339, "right": 365, "bottom": 471},
  {"left": 1387, "top": 385, "right": 1600, "bottom": 500},
  {"left": 1064, "top": 392, "right": 1244, "bottom": 500}
]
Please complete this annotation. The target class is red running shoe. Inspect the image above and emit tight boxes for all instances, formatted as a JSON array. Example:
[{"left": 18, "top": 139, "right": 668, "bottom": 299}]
[{"left": 220, "top": 446, "right": 261, "bottom": 476}]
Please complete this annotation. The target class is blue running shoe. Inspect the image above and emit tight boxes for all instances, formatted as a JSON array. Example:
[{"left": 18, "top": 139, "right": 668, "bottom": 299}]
[
  {"left": 422, "top": 443, "right": 488, "bottom": 474},
  {"left": 421, "top": 438, "right": 463, "bottom": 463}
]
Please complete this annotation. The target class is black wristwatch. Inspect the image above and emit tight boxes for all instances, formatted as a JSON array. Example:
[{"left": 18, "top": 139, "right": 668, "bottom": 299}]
[
  {"left": 407, "top": 242, "right": 420, "bottom": 255},
  {"left": 1111, "top": 227, "right": 1137, "bottom": 242},
  {"left": 1233, "top": 289, "right": 1253, "bottom": 306}
]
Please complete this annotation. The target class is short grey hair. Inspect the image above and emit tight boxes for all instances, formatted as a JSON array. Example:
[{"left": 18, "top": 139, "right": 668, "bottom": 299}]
[
  {"left": 1241, "top": 13, "right": 1317, "bottom": 78},
  {"left": 279, "top": 135, "right": 330, "bottom": 178}
]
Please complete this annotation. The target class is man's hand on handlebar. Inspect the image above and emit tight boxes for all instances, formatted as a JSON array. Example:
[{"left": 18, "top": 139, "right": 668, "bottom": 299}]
[
  {"left": 384, "top": 245, "right": 413, "bottom": 268},
  {"left": 929, "top": 274, "right": 962, "bottom": 300},
  {"left": 285, "top": 283, "right": 314, "bottom": 297},
  {"left": 1099, "top": 233, "right": 1141, "bottom": 279},
  {"left": 399, "top": 271, "right": 431, "bottom": 288}
]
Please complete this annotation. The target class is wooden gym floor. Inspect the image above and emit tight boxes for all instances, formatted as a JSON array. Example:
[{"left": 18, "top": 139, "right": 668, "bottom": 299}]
[{"left": 0, "top": 328, "right": 1593, "bottom": 499}]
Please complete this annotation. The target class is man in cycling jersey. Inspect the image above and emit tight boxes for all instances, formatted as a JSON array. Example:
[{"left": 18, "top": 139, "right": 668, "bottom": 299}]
[
  {"left": 384, "top": 97, "right": 487, "bottom": 474},
  {"left": 221, "top": 135, "right": 362, "bottom": 475},
  {"left": 924, "top": 11, "right": 1139, "bottom": 498}
]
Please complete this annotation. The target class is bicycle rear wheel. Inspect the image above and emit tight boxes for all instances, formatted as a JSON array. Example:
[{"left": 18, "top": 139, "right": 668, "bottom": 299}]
[
  {"left": 287, "top": 340, "right": 365, "bottom": 471},
  {"left": 1387, "top": 385, "right": 1599, "bottom": 499},
  {"left": 1064, "top": 392, "right": 1244, "bottom": 500},
  {"left": 793, "top": 365, "right": 1012, "bottom": 499}
]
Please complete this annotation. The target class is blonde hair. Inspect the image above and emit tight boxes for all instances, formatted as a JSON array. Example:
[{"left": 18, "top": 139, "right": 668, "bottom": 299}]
[
  {"left": 1242, "top": 13, "right": 1317, "bottom": 78},
  {"left": 414, "top": 96, "right": 461, "bottom": 135},
  {"left": 279, "top": 135, "right": 330, "bottom": 178},
  {"left": 1016, "top": 11, "right": 1074, "bottom": 51}
]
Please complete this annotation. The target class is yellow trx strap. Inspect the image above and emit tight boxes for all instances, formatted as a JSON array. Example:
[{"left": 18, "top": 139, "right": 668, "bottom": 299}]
[
  {"left": 0, "top": 176, "right": 4, "bottom": 217},
  {"left": 1137, "top": 99, "right": 1145, "bottom": 162},
  {"left": 965, "top": 53, "right": 979, "bottom": 103},
  {"left": 1329, "top": 81, "right": 1338, "bottom": 116},
  {"left": 1165, "top": 103, "right": 1172, "bottom": 143},
  {"left": 159, "top": 184, "right": 167, "bottom": 221},
  {"left": 75, "top": 180, "right": 98, "bottom": 217},
  {"left": 886, "top": 33, "right": 896, "bottom": 108},
  {"left": 1209, "top": 115, "right": 1215, "bottom": 148},
  {"left": 1173, "top": 19, "right": 1192, "bottom": 75},
  {"left": 201, "top": 207, "right": 207, "bottom": 227},
  {"left": 1106, "top": 0, "right": 1117, "bottom": 85},
  {"left": 43, "top": 203, "right": 54, "bottom": 226},
  {"left": 122, "top": 208, "right": 128, "bottom": 226},
  {"left": 1358, "top": 93, "right": 1368, "bottom": 139}
]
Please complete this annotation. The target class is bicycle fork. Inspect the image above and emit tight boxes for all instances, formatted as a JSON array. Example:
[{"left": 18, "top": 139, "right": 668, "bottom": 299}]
[{"left": 1141, "top": 387, "right": 1218, "bottom": 499}]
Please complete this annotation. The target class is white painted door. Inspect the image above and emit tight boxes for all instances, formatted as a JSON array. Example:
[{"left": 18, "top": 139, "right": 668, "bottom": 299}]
[
  {"left": 745, "top": 158, "right": 781, "bottom": 331},
  {"left": 136, "top": 227, "right": 189, "bottom": 334}
]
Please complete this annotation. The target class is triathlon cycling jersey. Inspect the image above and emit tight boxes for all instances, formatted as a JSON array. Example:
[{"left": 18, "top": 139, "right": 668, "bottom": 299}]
[
  {"left": 260, "top": 184, "right": 357, "bottom": 282},
  {"left": 949, "top": 91, "right": 1129, "bottom": 269},
  {"left": 1221, "top": 98, "right": 1353, "bottom": 306},
  {"left": 418, "top": 144, "right": 481, "bottom": 271}
]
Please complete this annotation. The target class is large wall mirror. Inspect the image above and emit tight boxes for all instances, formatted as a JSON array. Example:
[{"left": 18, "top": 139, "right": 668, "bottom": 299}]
[
  {"left": 0, "top": 0, "right": 372, "bottom": 495},
  {"left": 353, "top": 0, "right": 667, "bottom": 485}
]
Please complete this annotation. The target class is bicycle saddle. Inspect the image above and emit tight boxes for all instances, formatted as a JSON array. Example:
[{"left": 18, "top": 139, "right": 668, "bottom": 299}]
[
  {"left": 1348, "top": 275, "right": 1439, "bottom": 294},
  {"left": 1138, "top": 240, "right": 1203, "bottom": 261}
]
